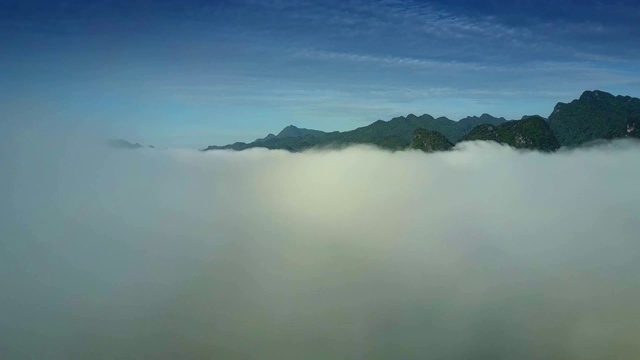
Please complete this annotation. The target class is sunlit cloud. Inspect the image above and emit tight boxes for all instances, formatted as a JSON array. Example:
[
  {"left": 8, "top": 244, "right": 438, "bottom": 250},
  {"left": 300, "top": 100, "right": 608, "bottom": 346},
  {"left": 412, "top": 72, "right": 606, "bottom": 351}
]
[{"left": 2, "top": 135, "right": 640, "bottom": 358}]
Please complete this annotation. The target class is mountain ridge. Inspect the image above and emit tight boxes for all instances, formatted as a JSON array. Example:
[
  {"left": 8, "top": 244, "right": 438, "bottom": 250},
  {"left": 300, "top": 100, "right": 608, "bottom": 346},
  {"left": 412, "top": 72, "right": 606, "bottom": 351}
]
[
  {"left": 203, "top": 113, "right": 506, "bottom": 152},
  {"left": 459, "top": 116, "right": 560, "bottom": 151},
  {"left": 548, "top": 90, "right": 640, "bottom": 146},
  {"left": 202, "top": 90, "right": 640, "bottom": 153}
]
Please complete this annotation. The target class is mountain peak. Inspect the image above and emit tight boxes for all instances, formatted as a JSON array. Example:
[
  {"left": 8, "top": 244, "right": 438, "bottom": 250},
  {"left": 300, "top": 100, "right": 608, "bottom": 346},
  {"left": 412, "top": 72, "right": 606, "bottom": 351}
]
[
  {"left": 203, "top": 90, "right": 640, "bottom": 152},
  {"left": 457, "top": 114, "right": 507, "bottom": 136},
  {"left": 410, "top": 128, "right": 453, "bottom": 153},
  {"left": 461, "top": 116, "right": 559, "bottom": 151},
  {"left": 276, "top": 125, "right": 326, "bottom": 139},
  {"left": 549, "top": 90, "right": 640, "bottom": 146},
  {"left": 521, "top": 115, "right": 546, "bottom": 121},
  {"left": 277, "top": 125, "right": 301, "bottom": 137},
  {"left": 107, "top": 139, "right": 144, "bottom": 150},
  {"left": 579, "top": 90, "right": 614, "bottom": 101},
  {"left": 254, "top": 133, "right": 277, "bottom": 143}
]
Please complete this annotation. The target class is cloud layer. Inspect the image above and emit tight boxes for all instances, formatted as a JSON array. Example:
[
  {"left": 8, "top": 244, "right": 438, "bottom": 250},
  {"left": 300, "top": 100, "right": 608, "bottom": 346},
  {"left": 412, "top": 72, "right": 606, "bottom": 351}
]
[{"left": 2, "top": 138, "right": 640, "bottom": 359}]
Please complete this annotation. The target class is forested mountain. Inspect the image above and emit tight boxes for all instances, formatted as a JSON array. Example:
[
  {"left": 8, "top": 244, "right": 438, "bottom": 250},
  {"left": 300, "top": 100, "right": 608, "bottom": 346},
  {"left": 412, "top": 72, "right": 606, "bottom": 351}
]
[
  {"left": 459, "top": 116, "right": 560, "bottom": 151},
  {"left": 409, "top": 129, "right": 454, "bottom": 152},
  {"left": 276, "top": 125, "right": 326, "bottom": 139},
  {"left": 203, "top": 114, "right": 506, "bottom": 152},
  {"left": 627, "top": 114, "right": 640, "bottom": 137},
  {"left": 548, "top": 90, "right": 640, "bottom": 146},
  {"left": 202, "top": 90, "right": 640, "bottom": 153}
]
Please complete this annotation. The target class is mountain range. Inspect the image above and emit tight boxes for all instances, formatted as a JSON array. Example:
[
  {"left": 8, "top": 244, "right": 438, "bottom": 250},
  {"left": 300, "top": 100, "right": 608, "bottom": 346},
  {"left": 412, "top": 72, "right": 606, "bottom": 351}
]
[
  {"left": 107, "top": 139, "right": 154, "bottom": 149},
  {"left": 204, "top": 113, "right": 507, "bottom": 152},
  {"left": 197, "top": 90, "right": 640, "bottom": 153},
  {"left": 459, "top": 115, "right": 560, "bottom": 151}
]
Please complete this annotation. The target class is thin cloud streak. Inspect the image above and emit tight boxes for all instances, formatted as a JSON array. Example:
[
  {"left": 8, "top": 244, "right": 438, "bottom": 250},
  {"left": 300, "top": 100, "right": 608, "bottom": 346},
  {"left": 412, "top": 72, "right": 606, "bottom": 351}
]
[{"left": 2, "top": 0, "right": 640, "bottom": 147}]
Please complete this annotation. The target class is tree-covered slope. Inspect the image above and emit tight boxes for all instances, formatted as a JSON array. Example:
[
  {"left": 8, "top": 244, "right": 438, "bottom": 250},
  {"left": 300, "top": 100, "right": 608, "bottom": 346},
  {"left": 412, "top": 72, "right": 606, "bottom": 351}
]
[
  {"left": 627, "top": 114, "right": 640, "bottom": 138},
  {"left": 460, "top": 116, "right": 560, "bottom": 151},
  {"left": 311, "top": 114, "right": 458, "bottom": 150},
  {"left": 410, "top": 129, "right": 454, "bottom": 152},
  {"left": 204, "top": 125, "right": 325, "bottom": 151},
  {"left": 203, "top": 113, "right": 506, "bottom": 152},
  {"left": 548, "top": 90, "right": 640, "bottom": 146},
  {"left": 457, "top": 113, "right": 507, "bottom": 135},
  {"left": 200, "top": 90, "right": 640, "bottom": 153},
  {"left": 276, "top": 125, "right": 326, "bottom": 139}
]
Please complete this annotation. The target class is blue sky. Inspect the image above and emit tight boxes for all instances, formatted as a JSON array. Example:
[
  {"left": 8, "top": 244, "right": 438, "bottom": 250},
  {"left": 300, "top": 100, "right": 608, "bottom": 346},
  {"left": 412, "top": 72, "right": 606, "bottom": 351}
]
[{"left": 2, "top": 0, "right": 640, "bottom": 147}]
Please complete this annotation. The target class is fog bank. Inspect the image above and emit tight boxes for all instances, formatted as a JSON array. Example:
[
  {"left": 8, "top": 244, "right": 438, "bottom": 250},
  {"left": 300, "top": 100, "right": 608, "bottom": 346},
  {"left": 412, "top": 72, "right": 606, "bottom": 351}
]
[{"left": 2, "top": 138, "right": 640, "bottom": 359}]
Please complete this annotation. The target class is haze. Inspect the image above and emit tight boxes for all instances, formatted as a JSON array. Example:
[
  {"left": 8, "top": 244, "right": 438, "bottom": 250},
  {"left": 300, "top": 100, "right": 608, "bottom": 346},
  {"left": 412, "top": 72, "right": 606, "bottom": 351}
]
[{"left": 2, "top": 135, "right": 640, "bottom": 359}]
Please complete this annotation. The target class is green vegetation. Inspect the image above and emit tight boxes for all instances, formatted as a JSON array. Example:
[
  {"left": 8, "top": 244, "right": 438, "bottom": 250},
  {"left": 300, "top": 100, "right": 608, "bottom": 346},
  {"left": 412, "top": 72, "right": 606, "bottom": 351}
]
[
  {"left": 276, "top": 125, "right": 326, "bottom": 139},
  {"left": 410, "top": 129, "right": 454, "bottom": 152},
  {"left": 459, "top": 116, "right": 560, "bottom": 151},
  {"left": 203, "top": 114, "right": 506, "bottom": 152},
  {"left": 203, "top": 90, "right": 640, "bottom": 153},
  {"left": 548, "top": 90, "right": 640, "bottom": 146},
  {"left": 628, "top": 114, "right": 640, "bottom": 138}
]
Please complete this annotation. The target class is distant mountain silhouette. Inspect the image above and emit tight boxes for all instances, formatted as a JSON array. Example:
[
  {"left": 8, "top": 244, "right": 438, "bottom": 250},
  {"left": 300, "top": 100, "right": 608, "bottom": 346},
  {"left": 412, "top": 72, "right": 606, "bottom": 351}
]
[
  {"left": 107, "top": 139, "right": 144, "bottom": 149},
  {"left": 203, "top": 90, "right": 640, "bottom": 153},
  {"left": 107, "top": 139, "right": 155, "bottom": 150},
  {"left": 203, "top": 113, "right": 506, "bottom": 152}
]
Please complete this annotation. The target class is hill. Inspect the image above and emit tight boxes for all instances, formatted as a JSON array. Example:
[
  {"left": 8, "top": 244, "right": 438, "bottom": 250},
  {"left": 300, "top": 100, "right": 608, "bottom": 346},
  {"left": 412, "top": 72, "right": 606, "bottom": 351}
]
[
  {"left": 202, "top": 90, "right": 640, "bottom": 153},
  {"left": 203, "top": 114, "right": 506, "bottom": 152},
  {"left": 460, "top": 116, "right": 560, "bottom": 151},
  {"left": 548, "top": 90, "right": 640, "bottom": 146},
  {"left": 107, "top": 139, "right": 145, "bottom": 149},
  {"left": 410, "top": 129, "right": 454, "bottom": 152},
  {"left": 276, "top": 125, "right": 326, "bottom": 139}
]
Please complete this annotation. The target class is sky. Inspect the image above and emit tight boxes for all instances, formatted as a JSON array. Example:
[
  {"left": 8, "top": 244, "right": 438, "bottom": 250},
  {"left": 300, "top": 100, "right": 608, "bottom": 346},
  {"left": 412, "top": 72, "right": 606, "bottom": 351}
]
[{"left": 2, "top": 0, "right": 640, "bottom": 147}]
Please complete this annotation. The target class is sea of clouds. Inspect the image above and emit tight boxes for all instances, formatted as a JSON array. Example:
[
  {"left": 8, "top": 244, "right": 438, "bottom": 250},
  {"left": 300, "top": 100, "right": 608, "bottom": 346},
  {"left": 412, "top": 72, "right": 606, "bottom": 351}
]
[{"left": 2, "top": 136, "right": 640, "bottom": 359}]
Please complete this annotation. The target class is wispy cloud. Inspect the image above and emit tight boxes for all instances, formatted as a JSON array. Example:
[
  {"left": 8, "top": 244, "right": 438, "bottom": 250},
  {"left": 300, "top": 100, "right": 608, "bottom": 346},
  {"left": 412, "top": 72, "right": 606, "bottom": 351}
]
[
  {"left": 244, "top": 0, "right": 640, "bottom": 64},
  {"left": 4, "top": 0, "right": 640, "bottom": 147},
  {"left": 292, "top": 48, "right": 639, "bottom": 82},
  {"left": 293, "top": 49, "right": 491, "bottom": 71}
]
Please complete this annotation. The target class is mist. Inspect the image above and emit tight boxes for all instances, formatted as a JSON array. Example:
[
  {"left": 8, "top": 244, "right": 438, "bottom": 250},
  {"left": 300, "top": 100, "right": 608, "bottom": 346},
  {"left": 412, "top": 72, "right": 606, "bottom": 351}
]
[{"left": 2, "top": 136, "right": 640, "bottom": 359}]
